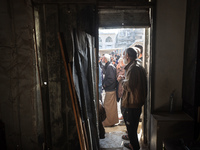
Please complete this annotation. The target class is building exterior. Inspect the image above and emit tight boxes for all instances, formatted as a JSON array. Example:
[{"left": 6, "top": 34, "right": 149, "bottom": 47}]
[
  {"left": 115, "top": 28, "right": 135, "bottom": 48},
  {"left": 99, "top": 32, "right": 116, "bottom": 49},
  {"left": 99, "top": 28, "right": 144, "bottom": 55}
]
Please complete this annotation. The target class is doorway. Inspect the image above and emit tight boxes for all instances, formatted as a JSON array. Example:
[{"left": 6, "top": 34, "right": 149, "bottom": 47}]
[
  {"left": 33, "top": 2, "right": 153, "bottom": 149},
  {"left": 98, "top": 27, "right": 151, "bottom": 150}
]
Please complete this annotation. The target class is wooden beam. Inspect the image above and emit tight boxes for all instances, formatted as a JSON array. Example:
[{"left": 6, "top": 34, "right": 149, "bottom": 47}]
[{"left": 58, "top": 32, "right": 87, "bottom": 150}]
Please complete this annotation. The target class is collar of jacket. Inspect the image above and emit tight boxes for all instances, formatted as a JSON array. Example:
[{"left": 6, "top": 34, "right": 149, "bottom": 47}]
[
  {"left": 124, "top": 60, "right": 136, "bottom": 71},
  {"left": 105, "top": 61, "right": 110, "bottom": 69}
]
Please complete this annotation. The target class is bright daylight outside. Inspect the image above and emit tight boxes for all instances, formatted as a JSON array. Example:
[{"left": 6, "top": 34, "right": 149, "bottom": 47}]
[{"left": 98, "top": 28, "right": 146, "bottom": 149}]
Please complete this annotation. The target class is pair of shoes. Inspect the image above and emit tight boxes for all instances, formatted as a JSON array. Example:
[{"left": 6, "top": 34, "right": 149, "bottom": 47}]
[
  {"left": 122, "top": 134, "right": 129, "bottom": 140},
  {"left": 124, "top": 143, "right": 133, "bottom": 150}
]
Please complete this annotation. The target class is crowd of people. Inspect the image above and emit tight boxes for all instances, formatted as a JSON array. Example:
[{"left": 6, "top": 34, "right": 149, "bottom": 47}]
[{"left": 98, "top": 45, "right": 147, "bottom": 150}]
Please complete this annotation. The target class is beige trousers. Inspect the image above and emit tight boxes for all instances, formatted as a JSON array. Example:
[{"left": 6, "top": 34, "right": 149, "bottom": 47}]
[{"left": 102, "top": 91, "right": 119, "bottom": 127}]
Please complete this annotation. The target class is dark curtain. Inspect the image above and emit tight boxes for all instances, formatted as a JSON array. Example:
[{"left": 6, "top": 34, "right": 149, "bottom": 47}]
[
  {"left": 33, "top": 3, "right": 98, "bottom": 149},
  {"left": 72, "top": 29, "right": 98, "bottom": 150}
]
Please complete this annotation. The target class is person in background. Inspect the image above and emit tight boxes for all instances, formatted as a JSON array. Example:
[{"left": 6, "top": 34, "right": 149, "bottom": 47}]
[
  {"left": 121, "top": 48, "right": 147, "bottom": 150},
  {"left": 99, "top": 55, "right": 106, "bottom": 75},
  {"left": 110, "top": 55, "right": 114, "bottom": 63},
  {"left": 116, "top": 58, "right": 126, "bottom": 120},
  {"left": 133, "top": 46, "right": 142, "bottom": 66},
  {"left": 135, "top": 45, "right": 143, "bottom": 61},
  {"left": 112, "top": 59, "right": 117, "bottom": 67},
  {"left": 99, "top": 56, "right": 103, "bottom": 101},
  {"left": 115, "top": 54, "right": 120, "bottom": 64},
  {"left": 102, "top": 54, "right": 119, "bottom": 127},
  {"left": 98, "top": 56, "right": 105, "bottom": 139}
]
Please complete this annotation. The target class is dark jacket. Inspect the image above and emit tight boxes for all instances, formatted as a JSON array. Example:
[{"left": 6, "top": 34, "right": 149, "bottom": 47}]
[{"left": 102, "top": 61, "right": 117, "bottom": 92}]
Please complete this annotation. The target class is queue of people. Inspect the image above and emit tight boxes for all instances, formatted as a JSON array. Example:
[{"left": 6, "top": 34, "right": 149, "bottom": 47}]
[{"left": 98, "top": 46, "right": 147, "bottom": 150}]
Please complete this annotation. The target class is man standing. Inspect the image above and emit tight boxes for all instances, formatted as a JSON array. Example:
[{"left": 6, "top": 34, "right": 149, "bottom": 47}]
[
  {"left": 121, "top": 48, "right": 147, "bottom": 150},
  {"left": 102, "top": 54, "right": 119, "bottom": 127},
  {"left": 135, "top": 45, "right": 143, "bottom": 63}
]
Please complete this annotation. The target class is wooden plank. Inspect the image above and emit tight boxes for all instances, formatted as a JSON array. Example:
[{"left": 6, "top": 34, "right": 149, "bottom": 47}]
[
  {"left": 58, "top": 32, "right": 87, "bottom": 150},
  {"left": 33, "top": 5, "right": 50, "bottom": 148}
]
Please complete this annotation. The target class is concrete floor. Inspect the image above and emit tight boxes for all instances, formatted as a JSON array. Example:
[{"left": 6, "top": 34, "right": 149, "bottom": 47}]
[
  {"left": 100, "top": 92, "right": 149, "bottom": 150},
  {"left": 99, "top": 120, "right": 149, "bottom": 150}
]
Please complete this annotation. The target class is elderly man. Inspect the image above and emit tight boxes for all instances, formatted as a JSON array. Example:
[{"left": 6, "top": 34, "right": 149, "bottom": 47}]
[
  {"left": 121, "top": 48, "right": 147, "bottom": 150},
  {"left": 102, "top": 54, "right": 119, "bottom": 127}
]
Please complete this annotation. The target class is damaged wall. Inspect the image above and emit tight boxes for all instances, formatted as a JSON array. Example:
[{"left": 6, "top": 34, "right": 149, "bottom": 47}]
[
  {"left": 33, "top": 3, "right": 98, "bottom": 150},
  {"left": 182, "top": 0, "right": 200, "bottom": 139},
  {"left": 182, "top": 0, "right": 200, "bottom": 118},
  {"left": 0, "top": 0, "right": 40, "bottom": 149},
  {"left": 0, "top": 0, "right": 98, "bottom": 149},
  {"left": 0, "top": 0, "right": 199, "bottom": 149},
  {"left": 0, "top": 0, "right": 179, "bottom": 149},
  {"left": 153, "top": 0, "right": 187, "bottom": 112}
]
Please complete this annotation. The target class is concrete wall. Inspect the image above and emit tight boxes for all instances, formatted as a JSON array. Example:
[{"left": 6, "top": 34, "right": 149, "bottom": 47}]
[
  {"left": 99, "top": 33, "right": 116, "bottom": 49},
  {"left": 0, "top": 0, "right": 40, "bottom": 149},
  {"left": 153, "top": 0, "right": 187, "bottom": 112},
  {"left": 0, "top": 1, "right": 80, "bottom": 149}
]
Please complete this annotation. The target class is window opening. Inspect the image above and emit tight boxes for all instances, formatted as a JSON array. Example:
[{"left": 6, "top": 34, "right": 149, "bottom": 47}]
[{"left": 105, "top": 36, "right": 113, "bottom": 42}]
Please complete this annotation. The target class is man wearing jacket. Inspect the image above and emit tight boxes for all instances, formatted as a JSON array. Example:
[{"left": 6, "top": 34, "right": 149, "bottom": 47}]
[
  {"left": 102, "top": 54, "right": 119, "bottom": 127},
  {"left": 121, "top": 48, "right": 147, "bottom": 150}
]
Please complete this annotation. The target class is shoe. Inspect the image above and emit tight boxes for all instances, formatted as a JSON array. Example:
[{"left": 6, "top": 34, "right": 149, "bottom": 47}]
[
  {"left": 100, "top": 134, "right": 105, "bottom": 139},
  {"left": 124, "top": 143, "right": 133, "bottom": 150},
  {"left": 122, "top": 134, "right": 129, "bottom": 140},
  {"left": 118, "top": 120, "right": 125, "bottom": 126}
]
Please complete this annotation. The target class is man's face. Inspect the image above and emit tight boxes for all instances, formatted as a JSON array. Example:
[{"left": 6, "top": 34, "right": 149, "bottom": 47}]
[
  {"left": 123, "top": 51, "right": 128, "bottom": 64},
  {"left": 119, "top": 59, "right": 124, "bottom": 65},
  {"left": 102, "top": 56, "right": 106, "bottom": 63}
]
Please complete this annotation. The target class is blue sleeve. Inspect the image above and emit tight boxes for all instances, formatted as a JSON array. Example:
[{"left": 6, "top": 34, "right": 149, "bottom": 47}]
[{"left": 98, "top": 65, "right": 102, "bottom": 92}]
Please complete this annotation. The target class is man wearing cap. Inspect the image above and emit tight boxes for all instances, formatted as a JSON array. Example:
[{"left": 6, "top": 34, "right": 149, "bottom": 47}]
[{"left": 121, "top": 48, "right": 147, "bottom": 150}]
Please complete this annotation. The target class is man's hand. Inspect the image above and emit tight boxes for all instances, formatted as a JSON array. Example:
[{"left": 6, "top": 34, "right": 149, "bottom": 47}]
[{"left": 117, "top": 75, "right": 125, "bottom": 82}]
